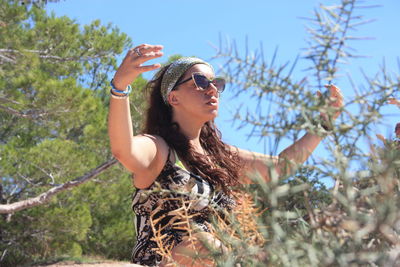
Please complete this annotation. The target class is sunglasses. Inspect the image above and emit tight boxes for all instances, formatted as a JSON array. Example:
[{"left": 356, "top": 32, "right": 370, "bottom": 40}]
[{"left": 173, "top": 72, "right": 225, "bottom": 93}]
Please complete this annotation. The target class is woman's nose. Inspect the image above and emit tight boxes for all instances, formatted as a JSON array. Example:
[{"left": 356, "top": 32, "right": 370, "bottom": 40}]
[{"left": 205, "top": 83, "right": 219, "bottom": 97}]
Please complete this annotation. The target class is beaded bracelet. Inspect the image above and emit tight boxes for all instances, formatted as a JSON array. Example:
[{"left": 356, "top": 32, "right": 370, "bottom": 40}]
[{"left": 110, "top": 79, "right": 132, "bottom": 96}]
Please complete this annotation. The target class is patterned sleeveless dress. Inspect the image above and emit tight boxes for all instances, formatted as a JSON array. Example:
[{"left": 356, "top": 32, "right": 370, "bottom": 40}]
[{"left": 131, "top": 148, "right": 236, "bottom": 266}]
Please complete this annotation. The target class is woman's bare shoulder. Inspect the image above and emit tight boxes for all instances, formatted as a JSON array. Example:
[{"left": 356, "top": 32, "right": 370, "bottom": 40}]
[{"left": 131, "top": 134, "right": 170, "bottom": 154}]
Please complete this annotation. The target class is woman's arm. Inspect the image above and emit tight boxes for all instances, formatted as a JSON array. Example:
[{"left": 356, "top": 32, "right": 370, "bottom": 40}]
[
  {"left": 229, "top": 146, "right": 277, "bottom": 183},
  {"left": 234, "top": 85, "right": 344, "bottom": 183},
  {"left": 108, "top": 44, "right": 164, "bottom": 187},
  {"left": 232, "top": 133, "right": 322, "bottom": 183},
  {"left": 275, "top": 132, "right": 323, "bottom": 177}
]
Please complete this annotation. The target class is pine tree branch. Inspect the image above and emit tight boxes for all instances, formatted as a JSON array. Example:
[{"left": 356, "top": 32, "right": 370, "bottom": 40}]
[{"left": 0, "top": 158, "right": 118, "bottom": 214}]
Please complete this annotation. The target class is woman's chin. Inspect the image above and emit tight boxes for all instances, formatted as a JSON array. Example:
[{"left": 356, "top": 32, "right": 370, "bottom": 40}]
[
  {"left": 209, "top": 110, "right": 218, "bottom": 118},
  {"left": 201, "top": 111, "right": 218, "bottom": 122}
]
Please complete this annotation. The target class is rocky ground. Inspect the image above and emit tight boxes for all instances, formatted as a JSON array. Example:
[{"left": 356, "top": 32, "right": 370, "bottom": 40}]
[{"left": 36, "top": 261, "right": 142, "bottom": 267}]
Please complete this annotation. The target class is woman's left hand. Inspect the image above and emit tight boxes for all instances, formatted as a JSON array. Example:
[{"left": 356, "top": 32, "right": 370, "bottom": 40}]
[{"left": 318, "top": 84, "right": 344, "bottom": 121}]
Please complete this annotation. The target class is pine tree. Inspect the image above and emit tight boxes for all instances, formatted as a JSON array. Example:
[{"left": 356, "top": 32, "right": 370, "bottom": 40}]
[{"left": 0, "top": 1, "right": 144, "bottom": 265}]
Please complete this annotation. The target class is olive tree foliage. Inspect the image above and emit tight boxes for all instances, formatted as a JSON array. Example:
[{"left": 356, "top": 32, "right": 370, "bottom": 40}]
[
  {"left": 0, "top": 1, "right": 147, "bottom": 265},
  {"left": 209, "top": 0, "right": 400, "bottom": 266}
]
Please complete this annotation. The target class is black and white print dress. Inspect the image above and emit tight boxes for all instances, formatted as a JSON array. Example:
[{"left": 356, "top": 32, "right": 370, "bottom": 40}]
[{"left": 131, "top": 148, "right": 236, "bottom": 266}]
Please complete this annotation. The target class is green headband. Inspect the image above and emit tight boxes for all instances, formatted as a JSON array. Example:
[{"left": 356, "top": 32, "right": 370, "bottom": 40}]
[{"left": 159, "top": 57, "right": 213, "bottom": 105}]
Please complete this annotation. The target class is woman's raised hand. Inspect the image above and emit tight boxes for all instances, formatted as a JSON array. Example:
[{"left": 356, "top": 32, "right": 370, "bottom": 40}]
[
  {"left": 317, "top": 84, "right": 344, "bottom": 124},
  {"left": 113, "top": 44, "right": 163, "bottom": 90}
]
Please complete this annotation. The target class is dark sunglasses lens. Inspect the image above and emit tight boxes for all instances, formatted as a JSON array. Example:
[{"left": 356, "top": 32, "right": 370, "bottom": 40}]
[
  {"left": 193, "top": 74, "right": 225, "bottom": 93},
  {"left": 213, "top": 78, "right": 225, "bottom": 92},
  {"left": 193, "top": 74, "right": 209, "bottom": 89}
]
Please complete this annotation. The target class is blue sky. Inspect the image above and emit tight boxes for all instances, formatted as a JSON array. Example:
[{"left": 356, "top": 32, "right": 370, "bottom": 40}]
[{"left": 47, "top": 0, "right": 400, "bottom": 159}]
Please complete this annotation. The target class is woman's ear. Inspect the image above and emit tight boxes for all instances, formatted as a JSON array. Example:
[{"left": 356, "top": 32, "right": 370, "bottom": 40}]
[{"left": 168, "top": 91, "right": 179, "bottom": 106}]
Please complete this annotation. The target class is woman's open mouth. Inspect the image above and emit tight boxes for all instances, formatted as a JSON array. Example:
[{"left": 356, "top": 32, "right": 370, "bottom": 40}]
[{"left": 206, "top": 98, "right": 218, "bottom": 106}]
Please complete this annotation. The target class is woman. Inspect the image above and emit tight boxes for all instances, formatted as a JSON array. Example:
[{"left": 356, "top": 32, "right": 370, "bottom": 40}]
[{"left": 108, "top": 44, "right": 343, "bottom": 266}]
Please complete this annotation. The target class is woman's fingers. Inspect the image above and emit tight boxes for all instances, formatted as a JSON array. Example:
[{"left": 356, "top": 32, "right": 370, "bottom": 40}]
[
  {"left": 136, "top": 44, "right": 164, "bottom": 54},
  {"left": 126, "top": 44, "right": 163, "bottom": 64},
  {"left": 135, "top": 46, "right": 163, "bottom": 66},
  {"left": 325, "top": 84, "right": 343, "bottom": 100},
  {"left": 137, "top": 50, "right": 164, "bottom": 63},
  {"left": 129, "top": 44, "right": 163, "bottom": 61},
  {"left": 138, "top": 63, "right": 161, "bottom": 72},
  {"left": 322, "top": 84, "right": 344, "bottom": 119},
  {"left": 324, "top": 84, "right": 343, "bottom": 107},
  {"left": 127, "top": 44, "right": 163, "bottom": 72},
  {"left": 133, "top": 50, "right": 163, "bottom": 75},
  {"left": 113, "top": 44, "right": 163, "bottom": 88}
]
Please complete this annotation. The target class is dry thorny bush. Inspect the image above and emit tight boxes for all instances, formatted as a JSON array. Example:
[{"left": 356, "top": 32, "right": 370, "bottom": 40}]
[
  {"left": 139, "top": 1, "right": 400, "bottom": 266},
  {"left": 143, "top": 1, "right": 400, "bottom": 266},
  {"left": 146, "top": 142, "right": 399, "bottom": 267},
  {"left": 147, "top": 188, "right": 267, "bottom": 267}
]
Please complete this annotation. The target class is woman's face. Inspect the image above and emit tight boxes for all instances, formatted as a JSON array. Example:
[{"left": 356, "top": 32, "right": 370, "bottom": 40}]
[{"left": 169, "top": 64, "right": 220, "bottom": 121}]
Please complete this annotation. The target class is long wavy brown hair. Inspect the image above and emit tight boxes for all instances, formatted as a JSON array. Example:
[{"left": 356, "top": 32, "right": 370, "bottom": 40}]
[{"left": 142, "top": 63, "right": 243, "bottom": 192}]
